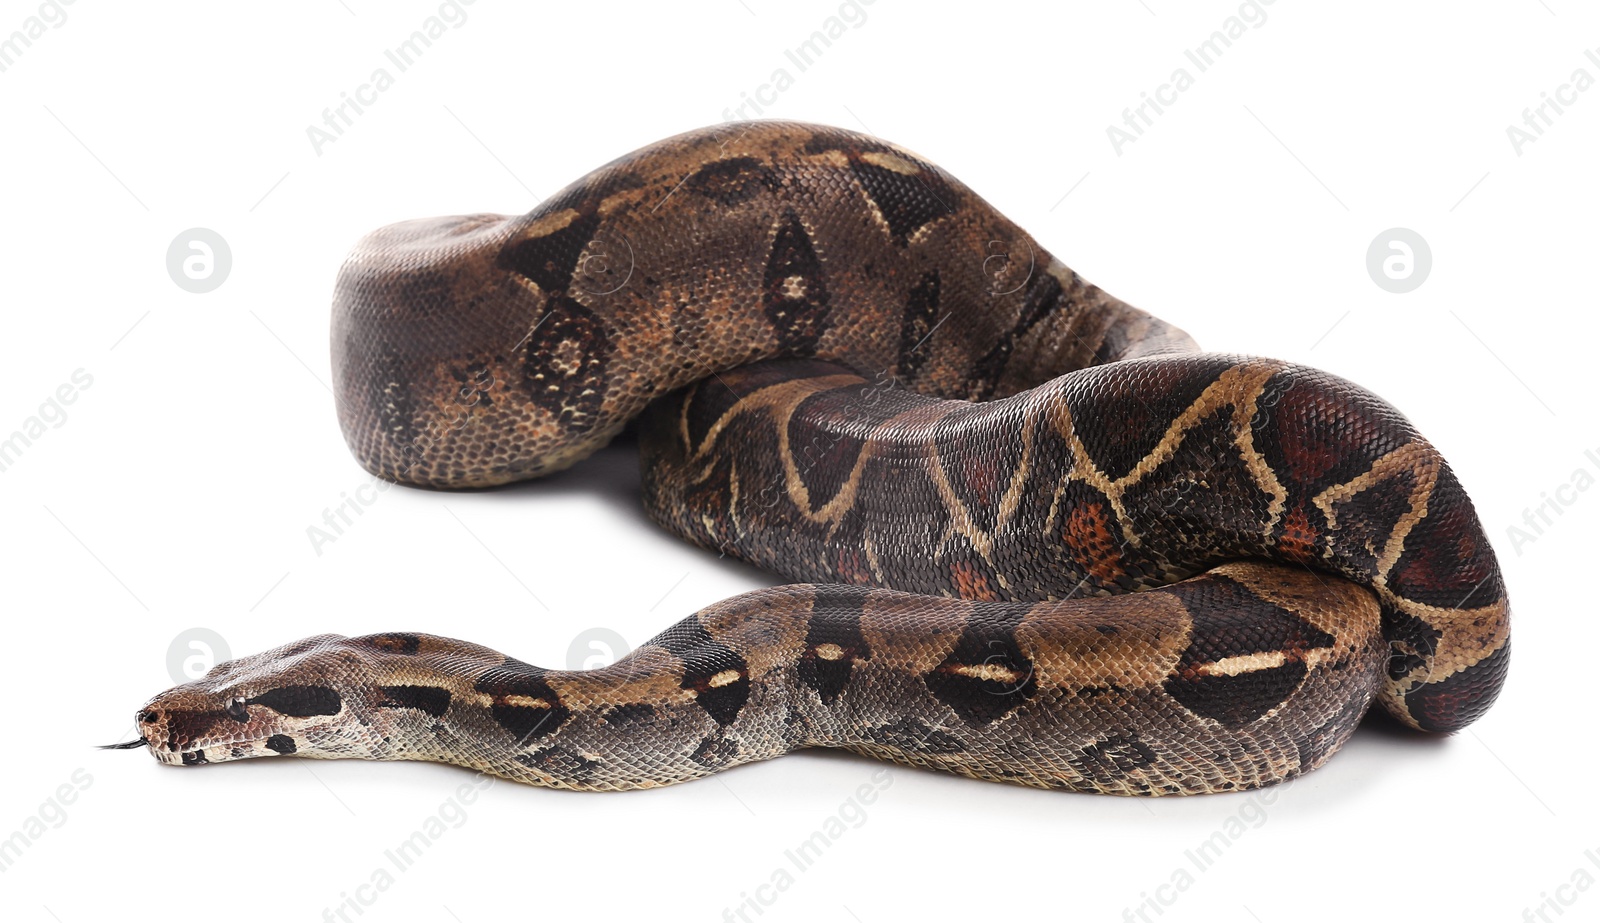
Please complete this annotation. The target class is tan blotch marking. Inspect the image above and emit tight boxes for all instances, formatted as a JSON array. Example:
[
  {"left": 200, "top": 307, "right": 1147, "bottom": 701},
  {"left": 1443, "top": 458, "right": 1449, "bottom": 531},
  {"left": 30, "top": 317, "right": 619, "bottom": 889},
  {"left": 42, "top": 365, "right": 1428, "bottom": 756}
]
[
  {"left": 554, "top": 649, "right": 696, "bottom": 706},
  {"left": 706, "top": 669, "right": 743, "bottom": 689},
  {"left": 1207, "top": 560, "right": 1380, "bottom": 643},
  {"left": 501, "top": 695, "right": 552, "bottom": 709},
  {"left": 1018, "top": 595, "right": 1191, "bottom": 690},
  {"left": 781, "top": 275, "right": 807, "bottom": 299},
  {"left": 597, "top": 188, "right": 643, "bottom": 218},
  {"left": 520, "top": 207, "right": 580, "bottom": 241},
  {"left": 860, "top": 533, "right": 888, "bottom": 585},
  {"left": 860, "top": 151, "right": 920, "bottom": 175},
  {"left": 943, "top": 662, "right": 1024, "bottom": 683},
  {"left": 726, "top": 455, "right": 744, "bottom": 536},
  {"left": 1198, "top": 651, "right": 1289, "bottom": 677},
  {"left": 814, "top": 643, "right": 846, "bottom": 661},
  {"left": 1382, "top": 595, "right": 1510, "bottom": 695}
]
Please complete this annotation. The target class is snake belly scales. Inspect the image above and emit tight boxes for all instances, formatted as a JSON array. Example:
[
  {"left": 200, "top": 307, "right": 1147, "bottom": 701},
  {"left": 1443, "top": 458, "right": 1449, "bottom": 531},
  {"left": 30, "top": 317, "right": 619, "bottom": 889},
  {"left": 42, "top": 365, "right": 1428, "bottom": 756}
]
[{"left": 119, "top": 121, "right": 1510, "bottom": 796}]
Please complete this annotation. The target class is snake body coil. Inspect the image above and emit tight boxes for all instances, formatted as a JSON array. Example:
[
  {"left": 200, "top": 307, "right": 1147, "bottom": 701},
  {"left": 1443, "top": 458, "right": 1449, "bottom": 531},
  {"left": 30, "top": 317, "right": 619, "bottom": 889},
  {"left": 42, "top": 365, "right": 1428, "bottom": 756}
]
[{"left": 125, "top": 122, "right": 1509, "bottom": 794}]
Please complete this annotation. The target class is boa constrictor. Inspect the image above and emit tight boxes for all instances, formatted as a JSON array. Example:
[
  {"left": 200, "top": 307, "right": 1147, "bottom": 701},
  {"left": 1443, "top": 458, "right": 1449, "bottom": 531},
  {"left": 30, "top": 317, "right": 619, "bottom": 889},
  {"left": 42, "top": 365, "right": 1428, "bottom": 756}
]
[{"left": 115, "top": 122, "right": 1509, "bottom": 795}]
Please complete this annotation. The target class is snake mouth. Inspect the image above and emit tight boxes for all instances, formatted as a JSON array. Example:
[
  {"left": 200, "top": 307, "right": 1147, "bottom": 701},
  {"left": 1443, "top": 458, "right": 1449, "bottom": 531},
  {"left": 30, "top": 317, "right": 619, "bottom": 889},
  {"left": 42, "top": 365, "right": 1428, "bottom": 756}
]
[
  {"left": 103, "top": 726, "right": 326, "bottom": 767},
  {"left": 147, "top": 733, "right": 308, "bottom": 766}
]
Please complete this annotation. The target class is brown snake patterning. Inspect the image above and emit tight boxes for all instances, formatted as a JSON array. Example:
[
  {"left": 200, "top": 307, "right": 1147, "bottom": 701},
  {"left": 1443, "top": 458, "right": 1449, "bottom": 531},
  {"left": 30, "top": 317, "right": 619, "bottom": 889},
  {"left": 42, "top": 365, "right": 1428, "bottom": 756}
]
[{"left": 122, "top": 121, "right": 1510, "bottom": 795}]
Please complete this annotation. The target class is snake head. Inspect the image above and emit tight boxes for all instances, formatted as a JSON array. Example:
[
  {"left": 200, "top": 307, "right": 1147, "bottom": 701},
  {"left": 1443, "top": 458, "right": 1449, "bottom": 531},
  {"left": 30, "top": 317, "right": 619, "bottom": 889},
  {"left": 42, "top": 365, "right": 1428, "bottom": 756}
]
[{"left": 124, "top": 634, "right": 385, "bottom": 768}]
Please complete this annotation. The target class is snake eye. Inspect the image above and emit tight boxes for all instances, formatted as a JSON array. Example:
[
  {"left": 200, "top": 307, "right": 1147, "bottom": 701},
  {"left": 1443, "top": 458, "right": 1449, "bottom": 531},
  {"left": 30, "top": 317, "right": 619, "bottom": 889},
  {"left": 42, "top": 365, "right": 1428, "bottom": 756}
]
[{"left": 226, "top": 697, "right": 250, "bottom": 723}]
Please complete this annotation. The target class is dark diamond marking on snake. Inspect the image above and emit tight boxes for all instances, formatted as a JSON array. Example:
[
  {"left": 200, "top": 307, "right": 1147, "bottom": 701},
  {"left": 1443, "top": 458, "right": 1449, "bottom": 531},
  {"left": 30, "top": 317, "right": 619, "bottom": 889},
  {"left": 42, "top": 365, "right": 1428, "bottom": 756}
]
[
  {"left": 474, "top": 658, "right": 574, "bottom": 742},
  {"left": 498, "top": 211, "right": 602, "bottom": 294},
  {"left": 934, "top": 404, "right": 1024, "bottom": 535},
  {"left": 788, "top": 386, "right": 870, "bottom": 510},
  {"left": 1066, "top": 356, "right": 1234, "bottom": 483},
  {"left": 650, "top": 619, "right": 751, "bottom": 725},
  {"left": 798, "top": 586, "right": 873, "bottom": 706},
  {"left": 761, "top": 210, "right": 831, "bottom": 354},
  {"left": 1167, "top": 575, "right": 1336, "bottom": 664},
  {"left": 521, "top": 296, "right": 612, "bottom": 434},
  {"left": 924, "top": 604, "right": 1038, "bottom": 726},
  {"left": 1318, "top": 466, "right": 1418, "bottom": 577},
  {"left": 378, "top": 685, "right": 452, "bottom": 718},
  {"left": 847, "top": 157, "right": 956, "bottom": 242},
  {"left": 1386, "top": 472, "right": 1502, "bottom": 609},
  {"left": 685, "top": 156, "right": 777, "bottom": 206},
  {"left": 248, "top": 685, "right": 343, "bottom": 718},
  {"left": 1161, "top": 575, "right": 1335, "bottom": 728},
  {"left": 1119, "top": 408, "right": 1271, "bottom": 554},
  {"left": 1168, "top": 664, "right": 1310, "bottom": 730},
  {"left": 265, "top": 735, "right": 297, "bottom": 755}
]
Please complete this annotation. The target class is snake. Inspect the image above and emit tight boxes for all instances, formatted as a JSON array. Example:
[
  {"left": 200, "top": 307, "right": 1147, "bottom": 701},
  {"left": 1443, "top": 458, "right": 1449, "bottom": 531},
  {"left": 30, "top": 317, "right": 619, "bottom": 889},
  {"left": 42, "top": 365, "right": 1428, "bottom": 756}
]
[{"left": 112, "top": 121, "right": 1510, "bottom": 795}]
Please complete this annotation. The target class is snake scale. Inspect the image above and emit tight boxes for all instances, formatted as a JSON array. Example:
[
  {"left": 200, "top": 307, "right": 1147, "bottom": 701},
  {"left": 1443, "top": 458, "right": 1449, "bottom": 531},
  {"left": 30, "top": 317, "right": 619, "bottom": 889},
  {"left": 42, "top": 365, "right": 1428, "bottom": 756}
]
[{"left": 118, "top": 121, "right": 1510, "bottom": 795}]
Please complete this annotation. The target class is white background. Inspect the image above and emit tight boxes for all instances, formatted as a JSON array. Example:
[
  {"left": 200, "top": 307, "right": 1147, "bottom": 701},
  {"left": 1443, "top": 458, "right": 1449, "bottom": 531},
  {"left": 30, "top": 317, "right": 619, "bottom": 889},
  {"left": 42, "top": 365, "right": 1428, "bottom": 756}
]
[{"left": 2, "top": 2, "right": 1596, "bottom": 921}]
